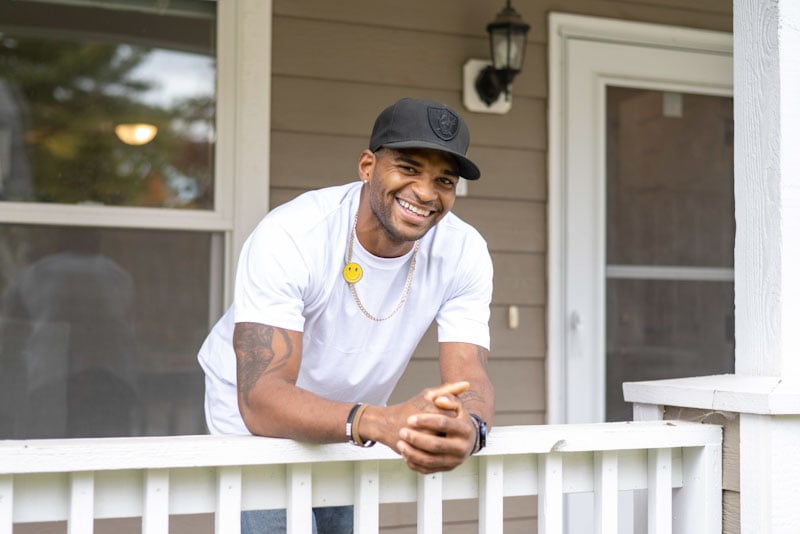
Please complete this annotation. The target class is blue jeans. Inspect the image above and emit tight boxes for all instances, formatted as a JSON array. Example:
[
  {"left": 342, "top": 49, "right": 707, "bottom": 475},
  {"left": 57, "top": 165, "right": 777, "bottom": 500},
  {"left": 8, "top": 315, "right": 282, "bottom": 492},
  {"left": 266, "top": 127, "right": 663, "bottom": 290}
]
[{"left": 241, "top": 506, "right": 353, "bottom": 534}]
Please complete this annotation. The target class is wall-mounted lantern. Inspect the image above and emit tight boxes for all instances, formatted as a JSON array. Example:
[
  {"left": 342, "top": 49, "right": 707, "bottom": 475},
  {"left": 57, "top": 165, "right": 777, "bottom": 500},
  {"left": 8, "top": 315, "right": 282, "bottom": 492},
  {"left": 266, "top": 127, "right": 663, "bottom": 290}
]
[{"left": 463, "top": 0, "right": 530, "bottom": 114}]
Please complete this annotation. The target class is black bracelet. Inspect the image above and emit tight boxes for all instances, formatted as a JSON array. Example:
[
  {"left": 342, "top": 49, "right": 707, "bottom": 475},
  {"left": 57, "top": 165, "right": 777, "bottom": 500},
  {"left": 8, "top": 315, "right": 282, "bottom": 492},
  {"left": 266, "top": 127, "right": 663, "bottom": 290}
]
[
  {"left": 469, "top": 413, "right": 487, "bottom": 455},
  {"left": 345, "top": 403, "right": 361, "bottom": 445},
  {"left": 345, "top": 403, "right": 375, "bottom": 447}
]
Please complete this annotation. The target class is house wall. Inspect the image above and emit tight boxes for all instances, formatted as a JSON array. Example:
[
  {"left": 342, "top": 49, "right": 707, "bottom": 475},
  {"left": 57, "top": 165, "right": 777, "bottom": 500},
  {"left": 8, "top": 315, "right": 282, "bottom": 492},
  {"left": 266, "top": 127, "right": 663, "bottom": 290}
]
[{"left": 270, "top": 0, "right": 732, "bottom": 530}]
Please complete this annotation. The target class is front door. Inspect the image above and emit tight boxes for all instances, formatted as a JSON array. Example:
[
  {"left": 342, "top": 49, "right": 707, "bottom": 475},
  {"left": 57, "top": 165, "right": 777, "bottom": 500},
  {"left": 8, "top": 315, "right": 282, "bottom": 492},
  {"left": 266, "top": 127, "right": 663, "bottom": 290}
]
[
  {"left": 549, "top": 14, "right": 734, "bottom": 424},
  {"left": 548, "top": 14, "right": 733, "bottom": 531}
]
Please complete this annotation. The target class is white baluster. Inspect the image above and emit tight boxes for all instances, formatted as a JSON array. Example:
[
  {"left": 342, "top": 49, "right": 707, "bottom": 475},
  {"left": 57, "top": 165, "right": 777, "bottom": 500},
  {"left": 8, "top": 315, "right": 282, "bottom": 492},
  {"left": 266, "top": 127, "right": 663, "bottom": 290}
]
[
  {"left": 354, "top": 461, "right": 379, "bottom": 534},
  {"left": 648, "top": 448, "right": 672, "bottom": 534},
  {"left": 538, "top": 453, "right": 563, "bottom": 534},
  {"left": 0, "top": 475, "right": 12, "bottom": 534},
  {"left": 216, "top": 466, "right": 242, "bottom": 534},
  {"left": 479, "top": 456, "right": 503, "bottom": 534},
  {"left": 287, "top": 464, "right": 312, "bottom": 534},
  {"left": 593, "top": 450, "right": 618, "bottom": 534},
  {"left": 68, "top": 472, "right": 94, "bottom": 534},
  {"left": 417, "top": 472, "right": 442, "bottom": 534},
  {"left": 143, "top": 469, "right": 169, "bottom": 534}
]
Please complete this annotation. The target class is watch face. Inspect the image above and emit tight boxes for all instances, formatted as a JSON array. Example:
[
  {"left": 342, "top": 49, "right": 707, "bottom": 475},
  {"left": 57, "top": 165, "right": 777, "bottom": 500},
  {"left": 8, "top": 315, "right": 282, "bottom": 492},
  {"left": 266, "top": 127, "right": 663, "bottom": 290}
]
[{"left": 469, "top": 413, "right": 487, "bottom": 453}]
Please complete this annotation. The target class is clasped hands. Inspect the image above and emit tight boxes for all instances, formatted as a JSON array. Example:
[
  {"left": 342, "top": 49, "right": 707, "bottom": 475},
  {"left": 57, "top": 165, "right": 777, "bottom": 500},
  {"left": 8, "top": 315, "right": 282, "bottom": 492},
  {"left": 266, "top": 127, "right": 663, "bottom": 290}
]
[{"left": 394, "top": 381, "right": 475, "bottom": 474}]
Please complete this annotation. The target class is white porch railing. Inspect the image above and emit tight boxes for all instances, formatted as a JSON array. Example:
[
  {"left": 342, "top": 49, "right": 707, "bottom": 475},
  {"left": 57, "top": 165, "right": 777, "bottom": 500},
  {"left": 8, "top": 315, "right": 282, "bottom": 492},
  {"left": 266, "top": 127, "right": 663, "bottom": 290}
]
[{"left": 0, "top": 421, "right": 721, "bottom": 533}]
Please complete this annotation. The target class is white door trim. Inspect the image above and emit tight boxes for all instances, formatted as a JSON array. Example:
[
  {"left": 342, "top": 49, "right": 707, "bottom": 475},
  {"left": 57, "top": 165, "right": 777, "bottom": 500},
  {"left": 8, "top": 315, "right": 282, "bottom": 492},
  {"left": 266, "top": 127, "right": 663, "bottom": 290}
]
[{"left": 546, "top": 13, "right": 733, "bottom": 424}]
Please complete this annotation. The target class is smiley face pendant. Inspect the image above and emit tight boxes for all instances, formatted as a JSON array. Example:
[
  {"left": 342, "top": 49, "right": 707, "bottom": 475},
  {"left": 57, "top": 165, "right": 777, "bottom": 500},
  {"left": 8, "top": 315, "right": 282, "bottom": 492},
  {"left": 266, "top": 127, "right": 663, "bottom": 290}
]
[{"left": 342, "top": 262, "right": 363, "bottom": 284}]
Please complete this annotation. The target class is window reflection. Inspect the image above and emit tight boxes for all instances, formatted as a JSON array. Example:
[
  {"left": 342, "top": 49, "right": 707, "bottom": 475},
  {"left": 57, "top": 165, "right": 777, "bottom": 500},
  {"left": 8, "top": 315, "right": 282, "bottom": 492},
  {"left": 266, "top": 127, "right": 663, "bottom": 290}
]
[
  {"left": 0, "top": 224, "right": 217, "bottom": 438},
  {"left": 0, "top": 3, "right": 215, "bottom": 208}
]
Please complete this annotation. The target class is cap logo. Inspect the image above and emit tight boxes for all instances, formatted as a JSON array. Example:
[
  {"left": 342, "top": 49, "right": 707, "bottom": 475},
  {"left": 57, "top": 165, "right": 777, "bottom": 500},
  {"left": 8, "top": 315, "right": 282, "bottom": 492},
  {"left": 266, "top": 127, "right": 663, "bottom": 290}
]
[{"left": 427, "top": 107, "right": 459, "bottom": 141}]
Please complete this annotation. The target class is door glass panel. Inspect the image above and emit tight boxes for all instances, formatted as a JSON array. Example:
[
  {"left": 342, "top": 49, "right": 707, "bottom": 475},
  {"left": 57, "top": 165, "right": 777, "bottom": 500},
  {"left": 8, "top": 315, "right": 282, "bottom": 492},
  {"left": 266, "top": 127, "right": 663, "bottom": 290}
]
[
  {"left": 0, "top": 224, "right": 222, "bottom": 438},
  {"left": 0, "top": 1, "right": 216, "bottom": 209},
  {"left": 605, "top": 87, "right": 735, "bottom": 421}
]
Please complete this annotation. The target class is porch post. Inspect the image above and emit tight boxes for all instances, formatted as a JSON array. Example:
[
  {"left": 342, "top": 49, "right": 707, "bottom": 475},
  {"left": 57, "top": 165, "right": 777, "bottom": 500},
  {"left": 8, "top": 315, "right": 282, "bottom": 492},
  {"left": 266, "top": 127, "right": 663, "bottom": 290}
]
[{"left": 734, "top": 0, "right": 800, "bottom": 531}]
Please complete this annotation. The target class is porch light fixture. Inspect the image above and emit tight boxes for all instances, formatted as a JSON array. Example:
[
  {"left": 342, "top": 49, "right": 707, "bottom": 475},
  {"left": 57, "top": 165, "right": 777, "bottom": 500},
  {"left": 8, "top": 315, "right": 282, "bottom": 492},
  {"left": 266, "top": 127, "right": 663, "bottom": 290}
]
[
  {"left": 115, "top": 123, "right": 158, "bottom": 145},
  {"left": 463, "top": 0, "right": 530, "bottom": 114},
  {"left": 480, "top": 1, "right": 530, "bottom": 104}
]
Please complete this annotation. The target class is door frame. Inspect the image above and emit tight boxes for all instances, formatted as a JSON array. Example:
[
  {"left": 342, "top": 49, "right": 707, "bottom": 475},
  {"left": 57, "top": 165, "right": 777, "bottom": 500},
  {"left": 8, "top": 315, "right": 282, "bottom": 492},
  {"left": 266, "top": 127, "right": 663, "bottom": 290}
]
[{"left": 546, "top": 13, "right": 733, "bottom": 424}]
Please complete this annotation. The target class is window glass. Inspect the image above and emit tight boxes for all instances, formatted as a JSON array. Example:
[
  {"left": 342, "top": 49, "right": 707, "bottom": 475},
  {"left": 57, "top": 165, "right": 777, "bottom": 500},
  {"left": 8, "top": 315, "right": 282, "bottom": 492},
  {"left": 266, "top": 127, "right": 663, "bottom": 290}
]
[
  {"left": 0, "top": 224, "right": 220, "bottom": 438},
  {"left": 0, "top": 1, "right": 215, "bottom": 208},
  {"left": 605, "top": 278, "right": 734, "bottom": 422},
  {"left": 0, "top": 1, "right": 221, "bottom": 439},
  {"left": 605, "top": 87, "right": 734, "bottom": 422},
  {"left": 606, "top": 87, "right": 734, "bottom": 267}
]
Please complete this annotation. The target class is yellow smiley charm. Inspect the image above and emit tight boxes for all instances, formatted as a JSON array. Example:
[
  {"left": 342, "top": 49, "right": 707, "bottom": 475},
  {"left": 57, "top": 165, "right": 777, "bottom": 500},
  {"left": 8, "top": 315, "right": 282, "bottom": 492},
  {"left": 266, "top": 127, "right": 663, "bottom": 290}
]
[{"left": 342, "top": 262, "right": 363, "bottom": 284}]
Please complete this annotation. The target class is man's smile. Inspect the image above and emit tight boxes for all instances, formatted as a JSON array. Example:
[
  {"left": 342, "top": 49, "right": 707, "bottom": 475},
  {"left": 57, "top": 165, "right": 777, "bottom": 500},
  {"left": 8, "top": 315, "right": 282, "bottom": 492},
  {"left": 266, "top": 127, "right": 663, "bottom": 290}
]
[{"left": 397, "top": 198, "right": 433, "bottom": 217}]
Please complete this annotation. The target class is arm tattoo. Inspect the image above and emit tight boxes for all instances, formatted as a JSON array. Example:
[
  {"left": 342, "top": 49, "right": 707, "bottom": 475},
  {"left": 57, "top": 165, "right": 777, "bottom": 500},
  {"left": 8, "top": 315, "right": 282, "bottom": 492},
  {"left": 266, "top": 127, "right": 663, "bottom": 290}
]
[
  {"left": 461, "top": 346, "right": 489, "bottom": 406},
  {"left": 460, "top": 390, "right": 485, "bottom": 405},
  {"left": 234, "top": 323, "right": 293, "bottom": 405}
]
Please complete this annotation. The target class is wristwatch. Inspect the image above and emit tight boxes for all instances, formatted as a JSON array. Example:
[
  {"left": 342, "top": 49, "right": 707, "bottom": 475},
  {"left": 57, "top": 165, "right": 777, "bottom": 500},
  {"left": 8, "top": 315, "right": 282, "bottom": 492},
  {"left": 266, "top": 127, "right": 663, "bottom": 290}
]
[{"left": 469, "top": 413, "right": 487, "bottom": 455}]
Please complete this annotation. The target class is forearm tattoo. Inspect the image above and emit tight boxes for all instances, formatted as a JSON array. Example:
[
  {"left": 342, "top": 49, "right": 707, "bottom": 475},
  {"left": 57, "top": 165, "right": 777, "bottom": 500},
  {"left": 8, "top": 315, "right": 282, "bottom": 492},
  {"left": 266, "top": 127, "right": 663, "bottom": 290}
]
[
  {"left": 461, "top": 346, "right": 490, "bottom": 406},
  {"left": 234, "top": 323, "right": 293, "bottom": 405}
]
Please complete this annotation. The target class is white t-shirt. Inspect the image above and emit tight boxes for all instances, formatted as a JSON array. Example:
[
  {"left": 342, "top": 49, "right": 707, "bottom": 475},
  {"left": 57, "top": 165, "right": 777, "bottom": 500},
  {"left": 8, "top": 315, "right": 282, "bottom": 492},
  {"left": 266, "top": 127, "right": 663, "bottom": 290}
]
[{"left": 198, "top": 182, "right": 492, "bottom": 435}]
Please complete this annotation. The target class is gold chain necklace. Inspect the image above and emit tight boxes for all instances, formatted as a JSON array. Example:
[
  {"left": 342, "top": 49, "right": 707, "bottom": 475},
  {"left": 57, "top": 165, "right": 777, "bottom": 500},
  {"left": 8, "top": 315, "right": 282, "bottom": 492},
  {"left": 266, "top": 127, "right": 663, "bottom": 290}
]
[{"left": 342, "top": 213, "right": 420, "bottom": 321}]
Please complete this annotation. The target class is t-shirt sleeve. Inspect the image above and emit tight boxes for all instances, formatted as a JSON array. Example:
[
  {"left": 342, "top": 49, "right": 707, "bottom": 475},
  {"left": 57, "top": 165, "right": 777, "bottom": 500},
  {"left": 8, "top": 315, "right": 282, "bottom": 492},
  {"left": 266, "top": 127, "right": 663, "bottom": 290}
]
[
  {"left": 436, "top": 237, "right": 493, "bottom": 350},
  {"left": 233, "top": 221, "right": 308, "bottom": 332}
]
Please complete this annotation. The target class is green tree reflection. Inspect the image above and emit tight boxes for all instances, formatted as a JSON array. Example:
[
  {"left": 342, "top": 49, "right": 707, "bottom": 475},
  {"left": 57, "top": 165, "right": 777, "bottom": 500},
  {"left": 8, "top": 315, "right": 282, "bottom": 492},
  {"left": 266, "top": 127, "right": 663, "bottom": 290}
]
[{"left": 0, "top": 35, "right": 214, "bottom": 208}]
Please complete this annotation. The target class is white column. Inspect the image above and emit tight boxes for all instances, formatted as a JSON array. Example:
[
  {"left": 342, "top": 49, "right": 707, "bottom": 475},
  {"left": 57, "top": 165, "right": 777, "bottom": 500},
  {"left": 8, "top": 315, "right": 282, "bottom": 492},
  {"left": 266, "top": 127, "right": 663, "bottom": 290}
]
[
  {"left": 739, "top": 414, "right": 800, "bottom": 532},
  {"left": 734, "top": 1, "right": 800, "bottom": 531},
  {"left": 734, "top": 0, "right": 800, "bottom": 377}
]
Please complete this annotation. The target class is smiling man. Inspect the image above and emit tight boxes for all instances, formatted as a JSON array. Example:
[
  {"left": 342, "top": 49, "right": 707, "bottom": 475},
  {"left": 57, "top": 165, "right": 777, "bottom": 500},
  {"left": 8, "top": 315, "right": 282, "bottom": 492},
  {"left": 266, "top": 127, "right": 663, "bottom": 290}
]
[{"left": 198, "top": 97, "right": 494, "bottom": 533}]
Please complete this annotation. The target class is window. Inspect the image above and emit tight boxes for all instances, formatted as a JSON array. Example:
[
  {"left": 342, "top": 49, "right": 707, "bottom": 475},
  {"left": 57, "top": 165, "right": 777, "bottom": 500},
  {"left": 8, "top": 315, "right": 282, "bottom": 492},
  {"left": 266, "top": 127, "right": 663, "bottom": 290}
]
[
  {"left": 0, "top": 0, "right": 257, "bottom": 439},
  {"left": 0, "top": 224, "right": 218, "bottom": 437}
]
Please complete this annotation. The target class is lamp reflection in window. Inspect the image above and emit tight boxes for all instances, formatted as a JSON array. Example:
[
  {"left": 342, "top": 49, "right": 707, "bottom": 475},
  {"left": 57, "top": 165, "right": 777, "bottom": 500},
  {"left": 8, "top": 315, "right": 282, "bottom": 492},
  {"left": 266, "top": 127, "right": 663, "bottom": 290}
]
[{"left": 114, "top": 123, "right": 158, "bottom": 146}]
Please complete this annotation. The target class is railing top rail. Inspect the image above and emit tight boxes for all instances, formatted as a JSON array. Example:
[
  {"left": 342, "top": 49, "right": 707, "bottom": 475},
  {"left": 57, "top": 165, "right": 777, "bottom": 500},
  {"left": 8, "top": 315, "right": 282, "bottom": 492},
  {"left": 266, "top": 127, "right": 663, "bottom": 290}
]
[{"left": 0, "top": 420, "right": 720, "bottom": 475}]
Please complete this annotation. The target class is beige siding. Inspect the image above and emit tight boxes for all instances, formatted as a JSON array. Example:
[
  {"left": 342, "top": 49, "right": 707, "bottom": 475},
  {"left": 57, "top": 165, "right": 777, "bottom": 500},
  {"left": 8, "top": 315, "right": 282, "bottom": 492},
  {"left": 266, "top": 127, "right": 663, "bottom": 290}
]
[{"left": 270, "top": 0, "right": 732, "bottom": 530}]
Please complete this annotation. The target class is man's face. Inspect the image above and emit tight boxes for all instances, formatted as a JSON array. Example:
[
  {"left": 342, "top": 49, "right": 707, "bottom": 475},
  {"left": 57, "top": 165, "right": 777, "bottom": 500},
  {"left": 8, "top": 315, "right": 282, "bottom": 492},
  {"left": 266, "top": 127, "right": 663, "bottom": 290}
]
[{"left": 365, "top": 148, "right": 460, "bottom": 244}]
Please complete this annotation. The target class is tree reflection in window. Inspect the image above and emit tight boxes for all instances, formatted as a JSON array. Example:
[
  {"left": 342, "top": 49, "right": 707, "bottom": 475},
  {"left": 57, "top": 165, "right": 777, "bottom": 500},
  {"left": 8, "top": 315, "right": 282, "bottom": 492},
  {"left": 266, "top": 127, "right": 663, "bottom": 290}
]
[{"left": 0, "top": 33, "right": 215, "bottom": 209}]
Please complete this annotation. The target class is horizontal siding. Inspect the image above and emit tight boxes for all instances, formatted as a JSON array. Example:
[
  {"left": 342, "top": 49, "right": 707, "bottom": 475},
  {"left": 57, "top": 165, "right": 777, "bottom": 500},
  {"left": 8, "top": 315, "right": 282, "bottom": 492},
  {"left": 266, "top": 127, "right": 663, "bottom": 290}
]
[
  {"left": 272, "top": 0, "right": 732, "bottom": 42},
  {"left": 492, "top": 253, "right": 546, "bottom": 306},
  {"left": 273, "top": 16, "right": 547, "bottom": 99},
  {"left": 271, "top": 77, "right": 546, "bottom": 150},
  {"left": 453, "top": 198, "right": 545, "bottom": 253},
  {"left": 466, "top": 146, "right": 547, "bottom": 201}
]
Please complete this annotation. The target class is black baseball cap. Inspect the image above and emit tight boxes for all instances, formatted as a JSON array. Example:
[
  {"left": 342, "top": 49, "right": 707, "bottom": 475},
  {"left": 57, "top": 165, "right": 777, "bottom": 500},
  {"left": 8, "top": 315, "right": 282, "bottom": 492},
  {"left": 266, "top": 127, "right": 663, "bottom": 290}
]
[{"left": 369, "top": 98, "right": 481, "bottom": 180}]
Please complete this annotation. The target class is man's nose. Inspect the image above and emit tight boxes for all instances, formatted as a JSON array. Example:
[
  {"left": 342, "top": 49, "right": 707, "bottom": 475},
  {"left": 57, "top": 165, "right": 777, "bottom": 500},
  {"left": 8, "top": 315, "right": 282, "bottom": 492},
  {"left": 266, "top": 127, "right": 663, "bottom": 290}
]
[{"left": 412, "top": 177, "right": 437, "bottom": 202}]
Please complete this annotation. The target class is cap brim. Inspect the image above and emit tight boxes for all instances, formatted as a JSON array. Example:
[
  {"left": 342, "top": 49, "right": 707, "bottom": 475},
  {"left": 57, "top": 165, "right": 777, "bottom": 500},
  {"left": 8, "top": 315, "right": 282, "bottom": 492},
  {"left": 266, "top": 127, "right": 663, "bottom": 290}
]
[{"left": 378, "top": 140, "right": 481, "bottom": 180}]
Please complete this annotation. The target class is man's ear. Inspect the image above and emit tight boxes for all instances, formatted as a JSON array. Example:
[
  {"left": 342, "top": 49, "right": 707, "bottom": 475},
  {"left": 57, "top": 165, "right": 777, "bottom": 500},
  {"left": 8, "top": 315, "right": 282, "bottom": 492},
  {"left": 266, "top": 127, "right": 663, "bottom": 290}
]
[{"left": 357, "top": 149, "right": 376, "bottom": 182}]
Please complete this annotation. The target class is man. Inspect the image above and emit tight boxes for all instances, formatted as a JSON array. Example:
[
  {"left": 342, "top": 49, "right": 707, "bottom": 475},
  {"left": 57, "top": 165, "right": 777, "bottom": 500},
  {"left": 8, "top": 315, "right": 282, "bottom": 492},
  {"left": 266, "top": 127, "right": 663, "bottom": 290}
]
[{"left": 198, "top": 97, "right": 494, "bottom": 532}]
